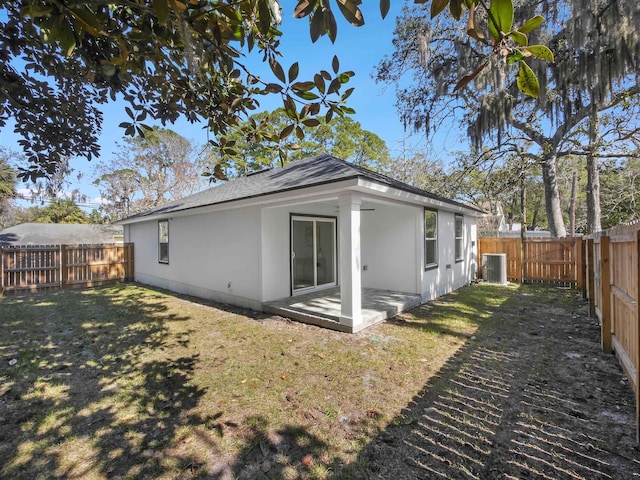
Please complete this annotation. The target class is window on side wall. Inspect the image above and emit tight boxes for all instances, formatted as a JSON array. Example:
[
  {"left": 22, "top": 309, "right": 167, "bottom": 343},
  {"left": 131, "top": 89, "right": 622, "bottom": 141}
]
[
  {"left": 158, "top": 220, "right": 169, "bottom": 264},
  {"left": 455, "top": 214, "right": 464, "bottom": 262},
  {"left": 425, "top": 209, "right": 438, "bottom": 269}
]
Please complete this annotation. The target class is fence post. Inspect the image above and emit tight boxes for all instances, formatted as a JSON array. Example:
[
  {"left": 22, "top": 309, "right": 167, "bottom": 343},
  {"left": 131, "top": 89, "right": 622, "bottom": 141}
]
[
  {"left": 519, "top": 237, "right": 524, "bottom": 283},
  {"left": 60, "top": 244, "right": 68, "bottom": 289},
  {"left": 636, "top": 229, "right": 640, "bottom": 444},
  {"left": 0, "top": 246, "right": 3, "bottom": 297},
  {"left": 600, "top": 235, "right": 612, "bottom": 353},
  {"left": 575, "top": 237, "right": 584, "bottom": 293},
  {"left": 126, "top": 243, "right": 135, "bottom": 282},
  {"left": 586, "top": 238, "right": 595, "bottom": 316}
]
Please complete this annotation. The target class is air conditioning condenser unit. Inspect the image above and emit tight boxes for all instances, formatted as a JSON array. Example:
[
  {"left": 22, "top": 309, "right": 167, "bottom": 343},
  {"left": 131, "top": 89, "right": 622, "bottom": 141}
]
[{"left": 483, "top": 253, "right": 508, "bottom": 285}]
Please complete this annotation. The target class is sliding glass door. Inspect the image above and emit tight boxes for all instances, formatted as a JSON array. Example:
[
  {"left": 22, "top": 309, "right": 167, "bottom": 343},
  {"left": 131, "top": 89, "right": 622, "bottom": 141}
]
[{"left": 291, "top": 216, "right": 336, "bottom": 293}]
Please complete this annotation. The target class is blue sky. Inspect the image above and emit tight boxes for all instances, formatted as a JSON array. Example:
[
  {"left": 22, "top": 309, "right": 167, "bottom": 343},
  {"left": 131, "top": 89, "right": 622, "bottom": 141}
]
[{"left": 4, "top": 2, "right": 462, "bottom": 207}]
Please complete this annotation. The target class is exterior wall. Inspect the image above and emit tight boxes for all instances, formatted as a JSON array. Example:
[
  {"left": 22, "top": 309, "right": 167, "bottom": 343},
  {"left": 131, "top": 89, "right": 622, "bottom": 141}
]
[
  {"left": 360, "top": 203, "right": 421, "bottom": 294},
  {"left": 127, "top": 207, "right": 262, "bottom": 310},
  {"left": 422, "top": 210, "right": 477, "bottom": 301},
  {"left": 125, "top": 194, "right": 478, "bottom": 313},
  {"left": 261, "top": 203, "right": 337, "bottom": 302}
]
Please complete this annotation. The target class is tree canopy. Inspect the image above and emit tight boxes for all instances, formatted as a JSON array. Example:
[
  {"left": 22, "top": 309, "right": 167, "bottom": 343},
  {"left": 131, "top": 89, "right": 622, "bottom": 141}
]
[
  {"left": 93, "top": 127, "right": 211, "bottom": 221},
  {"left": 377, "top": 0, "right": 640, "bottom": 235},
  {"left": 2, "top": 0, "right": 551, "bottom": 184},
  {"left": 216, "top": 108, "right": 392, "bottom": 176},
  {"left": 1, "top": 0, "right": 359, "bottom": 181}
]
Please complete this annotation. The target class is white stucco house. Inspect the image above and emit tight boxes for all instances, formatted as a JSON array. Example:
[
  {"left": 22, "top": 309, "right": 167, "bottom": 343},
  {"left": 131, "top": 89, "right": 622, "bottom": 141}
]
[{"left": 119, "top": 154, "right": 481, "bottom": 332}]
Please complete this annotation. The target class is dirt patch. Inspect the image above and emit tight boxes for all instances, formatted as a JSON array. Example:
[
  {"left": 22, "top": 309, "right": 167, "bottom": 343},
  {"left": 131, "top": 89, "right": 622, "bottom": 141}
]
[{"left": 343, "top": 285, "right": 640, "bottom": 479}]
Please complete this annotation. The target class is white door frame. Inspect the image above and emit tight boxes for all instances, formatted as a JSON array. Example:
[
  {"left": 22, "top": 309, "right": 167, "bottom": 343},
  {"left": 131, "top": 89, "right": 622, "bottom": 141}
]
[{"left": 290, "top": 215, "right": 337, "bottom": 295}]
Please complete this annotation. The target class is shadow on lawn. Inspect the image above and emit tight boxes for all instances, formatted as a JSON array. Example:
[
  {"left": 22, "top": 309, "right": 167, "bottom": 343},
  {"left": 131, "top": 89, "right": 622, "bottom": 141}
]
[
  {"left": 206, "top": 415, "right": 331, "bottom": 479},
  {"left": 0, "top": 285, "right": 209, "bottom": 479},
  {"left": 338, "top": 285, "right": 640, "bottom": 479}
]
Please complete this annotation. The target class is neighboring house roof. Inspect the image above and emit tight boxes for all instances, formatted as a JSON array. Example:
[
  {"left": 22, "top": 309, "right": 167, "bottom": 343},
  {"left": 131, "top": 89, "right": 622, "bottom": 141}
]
[
  {"left": 122, "top": 154, "right": 483, "bottom": 223},
  {"left": 0, "top": 223, "right": 124, "bottom": 246}
]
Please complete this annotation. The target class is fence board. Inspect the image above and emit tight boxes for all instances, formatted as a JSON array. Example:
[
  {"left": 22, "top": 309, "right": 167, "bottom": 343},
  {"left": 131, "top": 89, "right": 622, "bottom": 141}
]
[
  {"left": 478, "top": 237, "right": 580, "bottom": 286},
  {"left": 586, "top": 220, "right": 640, "bottom": 442},
  {"left": 477, "top": 237, "right": 522, "bottom": 282},
  {"left": 1, "top": 244, "right": 133, "bottom": 294}
]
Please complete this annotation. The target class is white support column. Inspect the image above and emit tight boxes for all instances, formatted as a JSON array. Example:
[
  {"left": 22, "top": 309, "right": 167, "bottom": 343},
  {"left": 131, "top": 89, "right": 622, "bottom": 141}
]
[{"left": 339, "top": 193, "right": 362, "bottom": 330}]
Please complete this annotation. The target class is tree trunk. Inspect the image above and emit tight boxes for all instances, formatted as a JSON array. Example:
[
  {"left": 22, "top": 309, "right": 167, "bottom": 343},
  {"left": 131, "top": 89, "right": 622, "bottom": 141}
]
[
  {"left": 586, "top": 107, "right": 602, "bottom": 233},
  {"left": 569, "top": 171, "right": 577, "bottom": 236},
  {"left": 542, "top": 153, "right": 567, "bottom": 237}
]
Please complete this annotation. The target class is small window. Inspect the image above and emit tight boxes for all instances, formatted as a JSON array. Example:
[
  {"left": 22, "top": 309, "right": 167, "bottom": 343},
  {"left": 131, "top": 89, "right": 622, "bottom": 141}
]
[
  {"left": 455, "top": 214, "right": 464, "bottom": 262},
  {"left": 425, "top": 209, "right": 438, "bottom": 269},
  {"left": 158, "top": 220, "right": 169, "bottom": 263}
]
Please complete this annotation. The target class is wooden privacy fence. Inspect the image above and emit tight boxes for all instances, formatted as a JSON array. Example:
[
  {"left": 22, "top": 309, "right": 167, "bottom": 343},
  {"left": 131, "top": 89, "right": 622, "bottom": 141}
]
[
  {"left": 1, "top": 243, "right": 134, "bottom": 295},
  {"left": 478, "top": 236, "right": 584, "bottom": 287},
  {"left": 585, "top": 221, "right": 640, "bottom": 442}
]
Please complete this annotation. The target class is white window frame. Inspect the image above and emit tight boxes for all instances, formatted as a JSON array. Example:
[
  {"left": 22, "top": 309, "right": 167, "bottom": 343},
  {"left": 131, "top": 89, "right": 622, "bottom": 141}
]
[
  {"left": 455, "top": 214, "right": 464, "bottom": 262},
  {"left": 425, "top": 209, "right": 438, "bottom": 270},
  {"left": 158, "top": 219, "right": 169, "bottom": 264}
]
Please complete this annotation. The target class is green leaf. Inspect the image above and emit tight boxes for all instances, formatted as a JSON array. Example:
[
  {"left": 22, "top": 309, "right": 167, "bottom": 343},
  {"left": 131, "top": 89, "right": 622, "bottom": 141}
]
[
  {"left": 449, "top": 0, "right": 463, "bottom": 20},
  {"left": 264, "top": 83, "right": 283, "bottom": 93},
  {"left": 153, "top": 0, "right": 170, "bottom": 25},
  {"left": 284, "top": 96, "right": 297, "bottom": 119},
  {"left": 525, "top": 45, "right": 554, "bottom": 62},
  {"left": 488, "top": 0, "right": 514, "bottom": 42},
  {"left": 431, "top": 0, "right": 449, "bottom": 19},
  {"left": 294, "top": 0, "right": 316, "bottom": 18},
  {"left": 453, "top": 61, "right": 487, "bottom": 91},
  {"left": 518, "top": 15, "right": 544, "bottom": 34},
  {"left": 288, "top": 63, "right": 299, "bottom": 83},
  {"left": 509, "top": 30, "right": 527, "bottom": 46},
  {"left": 68, "top": 7, "right": 104, "bottom": 37},
  {"left": 280, "top": 124, "right": 295, "bottom": 139},
  {"left": 258, "top": 0, "right": 271, "bottom": 35},
  {"left": 295, "top": 126, "right": 304, "bottom": 140},
  {"left": 57, "top": 19, "right": 76, "bottom": 57},
  {"left": 336, "top": 0, "right": 364, "bottom": 27},
  {"left": 380, "top": 0, "right": 391, "bottom": 18},
  {"left": 325, "top": 7, "right": 338, "bottom": 43},
  {"left": 310, "top": 7, "right": 324, "bottom": 42},
  {"left": 21, "top": 4, "right": 54, "bottom": 17},
  {"left": 291, "top": 81, "right": 315, "bottom": 91},
  {"left": 295, "top": 90, "right": 320, "bottom": 100},
  {"left": 338, "top": 73, "right": 352, "bottom": 83},
  {"left": 302, "top": 118, "right": 320, "bottom": 127},
  {"left": 325, "top": 109, "right": 334, "bottom": 123},
  {"left": 332, "top": 55, "right": 340, "bottom": 74},
  {"left": 269, "top": 59, "right": 286, "bottom": 83},
  {"left": 314, "top": 73, "right": 325, "bottom": 94},
  {"left": 327, "top": 78, "right": 341, "bottom": 94},
  {"left": 507, "top": 50, "right": 524, "bottom": 64},
  {"left": 341, "top": 87, "right": 355, "bottom": 101},
  {"left": 516, "top": 61, "right": 539, "bottom": 98}
]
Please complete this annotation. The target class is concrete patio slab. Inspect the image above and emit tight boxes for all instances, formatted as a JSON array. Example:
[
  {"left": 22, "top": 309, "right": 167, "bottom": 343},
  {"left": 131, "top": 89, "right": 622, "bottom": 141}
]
[{"left": 263, "top": 287, "right": 422, "bottom": 333}]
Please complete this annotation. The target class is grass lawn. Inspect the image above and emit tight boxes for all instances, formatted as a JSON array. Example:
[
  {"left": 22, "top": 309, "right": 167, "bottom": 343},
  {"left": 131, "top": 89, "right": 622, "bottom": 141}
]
[
  {"left": 1, "top": 282, "right": 638, "bottom": 479},
  {"left": 0, "top": 282, "right": 504, "bottom": 479}
]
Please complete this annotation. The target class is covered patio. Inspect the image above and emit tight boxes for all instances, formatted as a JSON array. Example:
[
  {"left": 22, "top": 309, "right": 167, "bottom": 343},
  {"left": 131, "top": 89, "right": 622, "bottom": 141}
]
[{"left": 263, "top": 287, "right": 422, "bottom": 333}]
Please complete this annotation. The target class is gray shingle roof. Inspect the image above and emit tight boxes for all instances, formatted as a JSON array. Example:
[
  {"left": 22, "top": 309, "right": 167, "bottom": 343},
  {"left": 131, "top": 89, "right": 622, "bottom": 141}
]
[
  {"left": 0, "top": 223, "right": 123, "bottom": 246},
  {"left": 123, "top": 154, "right": 479, "bottom": 220}
]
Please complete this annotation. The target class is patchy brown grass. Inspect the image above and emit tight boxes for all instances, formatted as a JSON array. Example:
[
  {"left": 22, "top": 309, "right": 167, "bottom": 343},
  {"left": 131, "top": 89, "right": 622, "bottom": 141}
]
[{"left": 0, "top": 283, "right": 638, "bottom": 479}]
